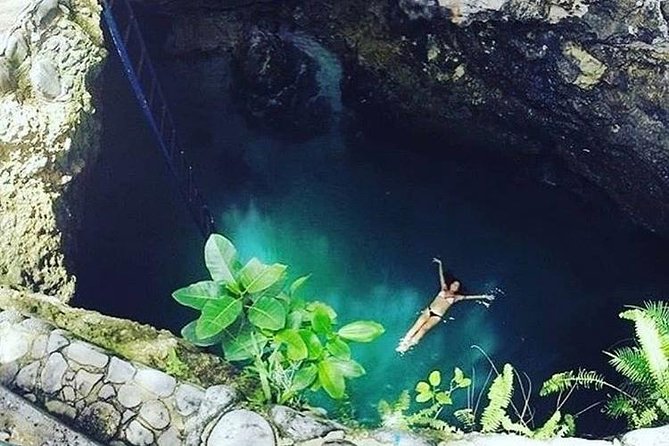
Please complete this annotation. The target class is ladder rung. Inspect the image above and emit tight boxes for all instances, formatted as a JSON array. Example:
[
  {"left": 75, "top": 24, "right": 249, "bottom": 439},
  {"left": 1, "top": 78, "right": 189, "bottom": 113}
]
[
  {"left": 122, "top": 23, "right": 131, "bottom": 45},
  {"left": 147, "top": 81, "right": 156, "bottom": 110},
  {"left": 136, "top": 47, "right": 145, "bottom": 78},
  {"left": 103, "top": 0, "right": 216, "bottom": 237}
]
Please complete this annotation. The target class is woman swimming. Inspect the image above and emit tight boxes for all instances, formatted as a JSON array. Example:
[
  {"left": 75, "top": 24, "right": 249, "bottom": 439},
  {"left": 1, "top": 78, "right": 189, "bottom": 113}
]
[{"left": 396, "top": 258, "right": 495, "bottom": 353}]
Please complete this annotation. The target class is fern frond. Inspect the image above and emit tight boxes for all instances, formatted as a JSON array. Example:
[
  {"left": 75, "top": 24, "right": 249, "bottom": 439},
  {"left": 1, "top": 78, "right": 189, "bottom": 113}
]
[
  {"left": 395, "top": 390, "right": 411, "bottom": 412},
  {"left": 378, "top": 391, "right": 412, "bottom": 430},
  {"left": 629, "top": 311, "right": 669, "bottom": 380},
  {"left": 631, "top": 406, "right": 658, "bottom": 428},
  {"left": 481, "top": 363, "right": 514, "bottom": 433},
  {"left": 540, "top": 369, "right": 606, "bottom": 396},
  {"left": 605, "top": 393, "right": 635, "bottom": 418},
  {"left": 532, "top": 410, "right": 562, "bottom": 440},
  {"left": 413, "top": 417, "right": 456, "bottom": 432},
  {"left": 641, "top": 301, "right": 669, "bottom": 334},
  {"left": 607, "top": 346, "right": 652, "bottom": 384},
  {"left": 406, "top": 403, "right": 440, "bottom": 424},
  {"left": 558, "top": 413, "right": 576, "bottom": 437},
  {"left": 454, "top": 408, "right": 475, "bottom": 430},
  {"left": 657, "top": 398, "right": 669, "bottom": 417},
  {"left": 500, "top": 415, "right": 532, "bottom": 436},
  {"left": 377, "top": 400, "right": 391, "bottom": 417}
]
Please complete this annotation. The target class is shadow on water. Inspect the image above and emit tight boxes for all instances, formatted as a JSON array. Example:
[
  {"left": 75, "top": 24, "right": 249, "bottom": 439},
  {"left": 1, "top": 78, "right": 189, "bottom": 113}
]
[{"left": 75, "top": 29, "right": 669, "bottom": 435}]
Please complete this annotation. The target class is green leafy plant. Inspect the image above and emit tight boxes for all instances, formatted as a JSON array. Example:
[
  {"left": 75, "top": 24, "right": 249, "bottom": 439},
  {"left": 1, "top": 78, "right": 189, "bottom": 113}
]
[
  {"left": 173, "top": 234, "right": 385, "bottom": 405},
  {"left": 378, "top": 368, "right": 471, "bottom": 439},
  {"left": 475, "top": 362, "right": 576, "bottom": 439},
  {"left": 542, "top": 301, "right": 669, "bottom": 429},
  {"left": 452, "top": 346, "right": 578, "bottom": 439}
]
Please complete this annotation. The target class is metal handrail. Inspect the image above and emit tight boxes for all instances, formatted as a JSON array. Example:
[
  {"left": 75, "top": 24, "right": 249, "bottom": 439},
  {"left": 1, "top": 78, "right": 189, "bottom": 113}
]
[{"left": 100, "top": 0, "right": 216, "bottom": 237}]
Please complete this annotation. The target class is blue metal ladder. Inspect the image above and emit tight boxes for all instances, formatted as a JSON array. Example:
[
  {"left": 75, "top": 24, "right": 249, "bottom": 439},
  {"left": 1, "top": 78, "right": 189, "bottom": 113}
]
[{"left": 100, "top": 0, "right": 217, "bottom": 238}]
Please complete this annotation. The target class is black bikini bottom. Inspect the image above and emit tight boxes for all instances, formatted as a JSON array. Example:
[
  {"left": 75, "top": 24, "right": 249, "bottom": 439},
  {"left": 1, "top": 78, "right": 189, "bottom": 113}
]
[{"left": 428, "top": 307, "right": 444, "bottom": 319}]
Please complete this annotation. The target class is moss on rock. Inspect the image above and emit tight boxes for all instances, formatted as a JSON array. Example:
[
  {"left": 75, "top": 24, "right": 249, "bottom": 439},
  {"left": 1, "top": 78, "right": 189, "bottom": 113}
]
[{"left": 0, "top": 287, "right": 237, "bottom": 387}]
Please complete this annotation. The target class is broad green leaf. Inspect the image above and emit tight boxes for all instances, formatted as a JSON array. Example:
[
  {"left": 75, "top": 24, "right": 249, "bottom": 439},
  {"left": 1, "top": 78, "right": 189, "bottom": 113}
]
[
  {"left": 318, "top": 359, "right": 346, "bottom": 399},
  {"left": 196, "top": 296, "right": 243, "bottom": 338},
  {"left": 312, "top": 307, "right": 333, "bottom": 335},
  {"left": 204, "top": 234, "right": 237, "bottom": 283},
  {"left": 326, "top": 338, "right": 351, "bottom": 360},
  {"left": 436, "top": 391, "right": 452, "bottom": 405},
  {"left": 416, "top": 381, "right": 430, "bottom": 394},
  {"left": 307, "top": 302, "right": 337, "bottom": 320},
  {"left": 330, "top": 358, "right": 366, "bottom": 378},
  {"left": 289, "top": 274, "right": 311, "bottom": 296},
  {"left": 291, "top": 364, "right": 318, "bottom": 391},
  {"left": 287, "top": 309, "right": 305, "bottom": 329},
  {"left": 222, "top": 328, "right": 267, "bottom": 362},
  {"left": 240, "top": 258, "right": 287, "bottom": 294},
  {"left": 248, "top": 295, "right": 286, "bottom": 331},
  {"left": 453, "top": 367, "right": 471, "bottom": 388},
  {"left": 415, "top": 391, "right": 432, "bottom": 403},
  {"left": 429, "top": 370, "right": 442, "bottom": 387},
  {"left": 275, "top": 329, "right": 308, "bottom": 361},
  {"left": 181, "top": 320, "right": 223, "bottom": 347},
  {"left": 276, "top": 292, "right": 291, "bottom": 304},
  {"left": 226, "top": 281, "right": 243, "bottom": 296},
  {"left": 299, "top": 329, "right": 324, "bottom": 360},
  {"left": 172, "top": 281, "right": 221, "bottom": 310},
  {"left": 337, "top": 321, "right": 385, "bottom": 343},
  {"left": 290, "top": 297, "right": 306, "bottom": 311}
]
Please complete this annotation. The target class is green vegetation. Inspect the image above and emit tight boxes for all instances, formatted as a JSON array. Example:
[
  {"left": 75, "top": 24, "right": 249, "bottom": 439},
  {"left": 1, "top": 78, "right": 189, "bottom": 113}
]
[
  {"left": 172, "top": 235, "right": 667, "bottom": 436},
  {"left": 378, "top": 357, "right": 578, "bottom": 440},
  {"left": 542, "top": 301, "right": 669, "bottom": 429},
  {"left": 172, "top": 234, "right": 385, "bottom": 405},
  {"left": 474, "top": 362, "right": 575, "bottom": 439},
  {"left": 378, "top": 368, "right": 471, "bottom": 439}
]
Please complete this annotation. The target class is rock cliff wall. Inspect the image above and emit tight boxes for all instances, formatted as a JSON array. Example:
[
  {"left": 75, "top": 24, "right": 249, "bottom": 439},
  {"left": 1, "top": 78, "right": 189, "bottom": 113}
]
[
  {"left": 154, "top": 0, "right": 669, "bottom": 235},
  {"left": 0, "top": 0, "right": 106, "bottom": 301}
]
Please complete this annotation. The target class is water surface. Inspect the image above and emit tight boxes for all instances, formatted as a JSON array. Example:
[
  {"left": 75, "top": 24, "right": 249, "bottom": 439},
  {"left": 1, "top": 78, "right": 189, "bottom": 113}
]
[{"left": 75, "top": 34, "right": 669, "bottom": 435}]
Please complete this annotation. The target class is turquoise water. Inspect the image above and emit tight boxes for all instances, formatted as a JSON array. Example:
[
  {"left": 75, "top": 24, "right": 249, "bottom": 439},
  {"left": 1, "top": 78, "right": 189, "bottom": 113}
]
[{"left": 75, "top": 35, "right": 669, "bottom": 434}]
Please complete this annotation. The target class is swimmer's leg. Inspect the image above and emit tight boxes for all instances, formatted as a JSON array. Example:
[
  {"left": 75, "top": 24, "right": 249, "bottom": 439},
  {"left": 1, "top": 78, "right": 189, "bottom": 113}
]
[
  {"left": 397, "top": 310, "right": 430, "bottom": 353},
  {"left": 407, "top": 315, "right": 442, "bottom": 348}
]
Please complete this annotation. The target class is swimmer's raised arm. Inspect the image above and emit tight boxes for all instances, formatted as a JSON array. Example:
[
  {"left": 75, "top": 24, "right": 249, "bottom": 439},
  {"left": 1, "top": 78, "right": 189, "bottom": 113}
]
[{"left": 432, "top": 258, "right": 446, "bottom": 289}]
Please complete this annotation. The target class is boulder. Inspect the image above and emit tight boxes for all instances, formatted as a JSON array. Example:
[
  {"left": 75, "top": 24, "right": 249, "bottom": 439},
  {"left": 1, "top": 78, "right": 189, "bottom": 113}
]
[{"left": 232, "top": 26, "right": 333, "bottom": 140}]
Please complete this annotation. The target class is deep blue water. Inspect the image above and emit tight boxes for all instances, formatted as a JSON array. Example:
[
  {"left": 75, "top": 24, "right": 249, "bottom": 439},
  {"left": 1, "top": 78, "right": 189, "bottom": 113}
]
[{"left": 74, "top": 32, "right": 669, "bottom": 435}]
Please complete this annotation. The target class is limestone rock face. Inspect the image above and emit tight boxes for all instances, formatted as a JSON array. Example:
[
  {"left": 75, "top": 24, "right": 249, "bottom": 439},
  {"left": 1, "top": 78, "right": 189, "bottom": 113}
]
[
  {"left": 149, "top": 0, "right": 669, "bottom": 235},
  {"left": 232, "top": 26, "right": 335, "bottom": 140},
  {"left": 0, "top": 0, "right": 106, "bottom": 301}
]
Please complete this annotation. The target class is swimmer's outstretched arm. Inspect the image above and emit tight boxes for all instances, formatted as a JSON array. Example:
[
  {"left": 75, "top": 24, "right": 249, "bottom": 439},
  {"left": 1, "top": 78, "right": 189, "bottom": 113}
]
[
  {"left": 433, "top": 258, "right": 446, "bottom": 289},
  {"left": 455, "top": 294, "right": 495, "bottom": 302}
]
